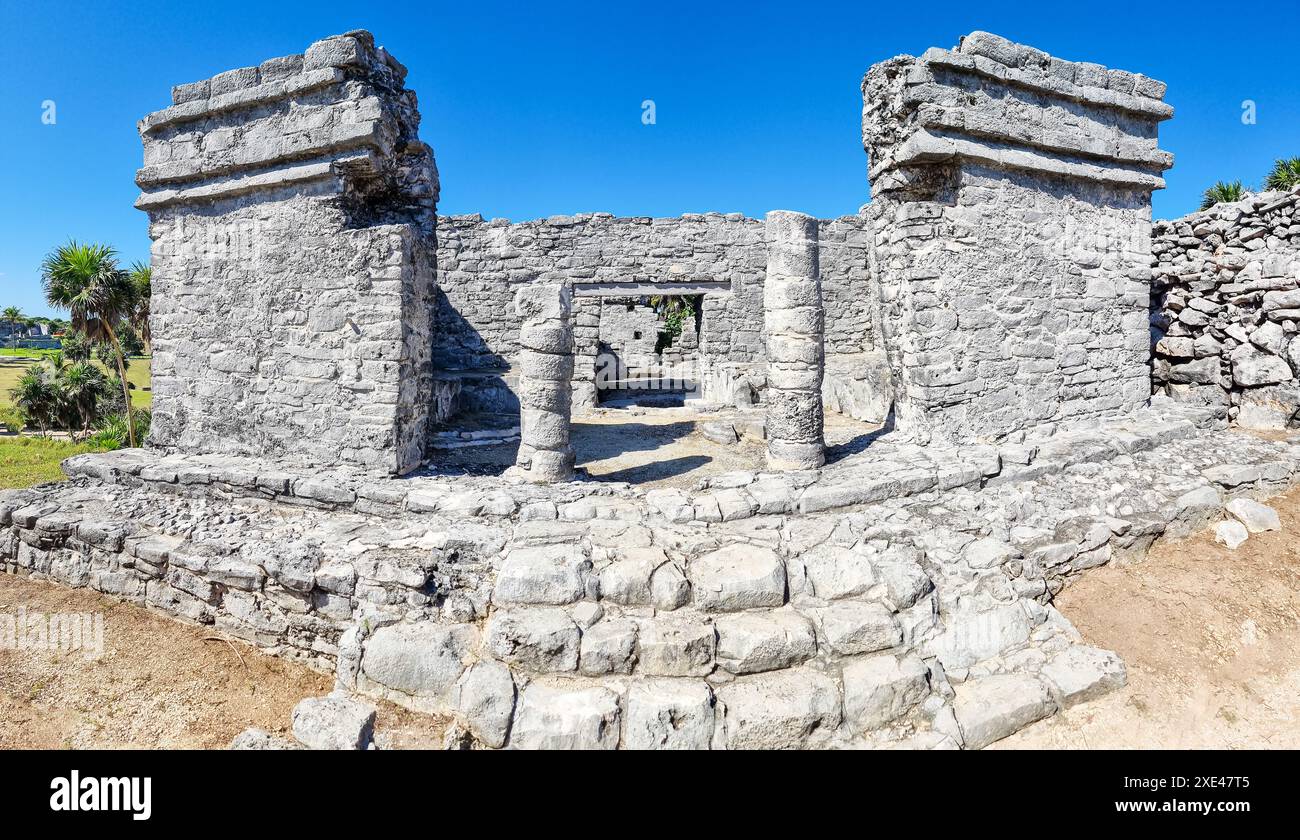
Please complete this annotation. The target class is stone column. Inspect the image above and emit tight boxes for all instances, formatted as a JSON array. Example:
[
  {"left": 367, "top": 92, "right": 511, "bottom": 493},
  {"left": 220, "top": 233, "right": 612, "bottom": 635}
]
[
  {"left": 514, "top": 283, "right": 576, "bottom": 482},
  {"left": 764, "top": 210, "right": 825, "bottom": 470}
]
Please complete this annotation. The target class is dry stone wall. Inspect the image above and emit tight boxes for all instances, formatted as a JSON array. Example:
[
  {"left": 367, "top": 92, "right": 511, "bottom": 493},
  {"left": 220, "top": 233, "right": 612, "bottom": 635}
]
[
  {"left": 137, "top": 32, "right": 439, "bottom": 474},
  {"left": 432, "top": 213, "right": 766, "bottom": 371},
  {"left": 7, "top": 396, "right": 1298, "bottom": 749},
  {"left": 862, "top": 32, "right": 1173, "bottom": 443},
  {"left": 432, "top": 213, "right": 874, "bottom": 384},
  {"left": 1151, "top": 186, "right": 1300, "bottom": 429}
]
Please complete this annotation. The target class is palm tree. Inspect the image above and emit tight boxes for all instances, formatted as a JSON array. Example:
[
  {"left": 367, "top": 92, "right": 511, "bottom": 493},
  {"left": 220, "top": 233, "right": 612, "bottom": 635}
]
[
  {"left": 9, "top": 367, "right": 57, "bottom": 437},
  {"left": 128, "top": 262, "right": 152, "bottom": 353},
  {"left": 2, "top": 306, "right": 21, "bottom": 350},
  {"left": 59, "top": 361, "right": 108, "bottom": 439},
  {"left": 1200, "top": 180, "right": 1247, "bottom": 211},
  {"left": 40, "top": 241, "right": 139, "bottom": 447},
  {"left": 1264, "top": 158, "right": 1300, "bottom": 192}
]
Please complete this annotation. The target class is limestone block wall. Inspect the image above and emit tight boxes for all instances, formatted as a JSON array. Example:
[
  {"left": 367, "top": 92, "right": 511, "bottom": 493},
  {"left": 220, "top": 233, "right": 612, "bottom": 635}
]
[
  {"left": 432, "top": 213, "right": 874, "bottom": 381},
  {"left": 818, "top": 215, "right": 876, "bottom": 355},
  {"left": 137, "top": 31, "right": 438, "bottom": 474},
  {"left": 432, "top": 213, "right": 766, "bottom": 371},
  {"left": 1151, "top": 186, "right": 1300, "bottom": 428},
  {"left": 862, "top": 32, "right": 1173, "bottom": 443}
]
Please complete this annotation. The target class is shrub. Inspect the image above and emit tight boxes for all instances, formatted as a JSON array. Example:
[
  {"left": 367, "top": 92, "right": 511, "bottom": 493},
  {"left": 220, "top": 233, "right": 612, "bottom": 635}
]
[
  {"left": 1264, "top": 158, "right": 1300, "bottom": 192},
  {"left": 0, "top": 405, "right": 25, "bottom": 432},
  {"left": 86, "top": 408, "right": 151, "bottom": 450},
  {"left": 1200, "top": 180, "right": 1247, "bottom": 210}
]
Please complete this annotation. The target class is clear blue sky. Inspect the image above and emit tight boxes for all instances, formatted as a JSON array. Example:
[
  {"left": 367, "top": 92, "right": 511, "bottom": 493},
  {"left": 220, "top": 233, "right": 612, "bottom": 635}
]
[{"left": 2, "top": 0, "right": 1297, "bottom": 318}]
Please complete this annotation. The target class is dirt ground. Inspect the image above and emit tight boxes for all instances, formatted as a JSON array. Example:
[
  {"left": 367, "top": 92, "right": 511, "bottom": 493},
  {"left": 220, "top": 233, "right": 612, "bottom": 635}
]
[
  {"left": 998, "top": 484, "right": 1300, "bottom": 749},
  {"left": 0, "top": 575, "right": 447, "bottom": 749},
  {"left": 437, "top": 405, "right": 880, "bottom": 488}
]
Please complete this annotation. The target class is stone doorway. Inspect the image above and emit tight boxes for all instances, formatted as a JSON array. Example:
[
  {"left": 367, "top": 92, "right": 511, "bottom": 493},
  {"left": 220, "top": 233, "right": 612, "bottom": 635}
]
[{"left": 590, "top": 294, "right": 703, "bottom": 406}]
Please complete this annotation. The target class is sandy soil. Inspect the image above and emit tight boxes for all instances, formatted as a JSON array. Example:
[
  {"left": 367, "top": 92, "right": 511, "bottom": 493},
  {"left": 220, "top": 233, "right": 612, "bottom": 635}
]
[
  {"left": 0, "top": 575, "right": 447, "bottom": 749},
  {"left": 997, "top": 485, "right": 1300, "bottom": 749}
]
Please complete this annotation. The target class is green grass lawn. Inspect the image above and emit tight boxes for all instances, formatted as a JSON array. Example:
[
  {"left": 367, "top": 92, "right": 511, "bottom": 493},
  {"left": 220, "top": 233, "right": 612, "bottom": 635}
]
[
  {"left": 0, "top": 437, "right": 103, "bottom": 489},
  {"left": 0, "top": 354, "right": 152, "bottom": 413}
]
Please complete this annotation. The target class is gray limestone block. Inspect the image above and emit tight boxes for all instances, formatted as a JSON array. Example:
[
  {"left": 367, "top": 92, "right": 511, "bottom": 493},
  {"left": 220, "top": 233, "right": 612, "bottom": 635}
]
[
  {"left": 171, "top": 79, "right": 210, "bottom": 105},
  {"left": 715, "top": 610, "right": 817, "bottom": 674},
  {"left": 519, "top": 349, "right": 575, "bottom": 382},
  {"left": 519, "top": 324, "right": 574, "bottom": 355},
  {"left": 291, "top": 693, "right": 377, "bottom": 750},
  {"left": 799, "top": 542, "right": 875, "bottom": 601},
  {"left": 485, "top": 608, "right": 581, "bottom": 673},
  {"left": 1225, "top": 497, "right": 1281, "bottom": 533},
  {"left": 229, "top": 728, "right": 303, "bottom": 750},
  {"left": 1236, "top": 385, "right": 1300, "bottom": 430},
  {"left": 517, "top": 379, "right": 571, "bottom": 414},
  {"left": 303, "top": 33, "right": 369, "bottom": 71},
  {"left": 209, "top": 66, "right": 260, "bottom": 97},
  {"left": 1039, "top": 645, "right": 1126, "bottom": 708},
  {"left": 450, "top": 660, "right": 516, "bottom": 748},
  {"left": 635, "top": 612, "right": 716, "bottom": 677},
  {"left": 765, "top": 390, "right": 825, "bottom": 442},
  {"left": 511, "top": 682, "right": 622, "bottom": 750},
  {"left": 807, "top": 601, "right": 901, "bottom": 656},
  {"left": 519, "top": 409, "right": 571, "bottom": 451},
  {"left": 493, "top": 544, "right": 592, "bottom": 606},
  {"left": 624, "top": 678, "right": 715, "bottom": 750},
  {"left": 515, "top": 282, "right": 573, "bottom": 321},
  {"left": 842, "top": 653, "right": 930, "bottom": 730},
  {"left": 598, "top": 551, "right": 659, "bottom": 606},
  {"left": 650, "top": 562, "right": 691, "bottom": 610},
  {"left": 717, "top": 668, "right": 842, "bottom": 749},
  {"left": 953, "top": 674, "right": 1055, "bottom": 749},
  {"left": 687, "top": 544, "right": 786, "bottom": 612},
  {"left": 768, "top": 439, "right": 826, "bottom": 471},
  {"left": 521, "top": 448, "right": 575, "bottom": 482},
  {"left": 578, "top": 617, "right": 639, "bottom": 675},
  {"left": 359, "top": 621, "right": 478, "bottom": 705}
]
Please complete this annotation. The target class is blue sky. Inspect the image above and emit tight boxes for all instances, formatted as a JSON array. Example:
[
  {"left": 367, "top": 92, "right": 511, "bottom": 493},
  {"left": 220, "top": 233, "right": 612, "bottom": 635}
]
[{"left": 2, "top": 0, "right": 1297, "bottom": 318}]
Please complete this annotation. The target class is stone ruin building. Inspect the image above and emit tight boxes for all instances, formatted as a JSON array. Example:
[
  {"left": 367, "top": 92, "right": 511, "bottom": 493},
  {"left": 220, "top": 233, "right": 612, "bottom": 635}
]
[{"left": 3, "top": 29, "right": 1300, "bottom": 750}]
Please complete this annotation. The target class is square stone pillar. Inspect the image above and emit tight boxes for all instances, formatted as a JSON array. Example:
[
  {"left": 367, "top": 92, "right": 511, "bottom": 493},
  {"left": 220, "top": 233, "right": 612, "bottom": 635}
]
[
  {"left": 861, "top": 31, "right": 1173, "bottom": 444},
  {"left": 764, "top": 210, "right": 826, "bottom": 470},
  {"left": 136, "top": 31, "right": 438, "bottom": 474},
  {"left": 514, "top": 283, "right": 576, "bottom": 482}
]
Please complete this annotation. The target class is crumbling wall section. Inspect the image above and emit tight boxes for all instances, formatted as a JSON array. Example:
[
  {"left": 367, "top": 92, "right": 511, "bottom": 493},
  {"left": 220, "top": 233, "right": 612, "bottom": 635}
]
[
  {"left": 433, "top": 213, "right": 767, "bottom": 371},
  {"left": 862, "top": 32, "right": 1173, "bottom": 442},
  {"left": 1151, "top": 186, "right": 1300, "bottom": 428},
  {"left": 137, "top": 31, "right": 438, "bottom": 474}
]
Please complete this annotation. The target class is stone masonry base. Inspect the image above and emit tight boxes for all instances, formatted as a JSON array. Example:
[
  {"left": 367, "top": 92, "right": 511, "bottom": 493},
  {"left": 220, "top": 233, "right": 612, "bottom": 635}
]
[{"left": 3, "top": 402, "right": 1297, "bottom": 749}]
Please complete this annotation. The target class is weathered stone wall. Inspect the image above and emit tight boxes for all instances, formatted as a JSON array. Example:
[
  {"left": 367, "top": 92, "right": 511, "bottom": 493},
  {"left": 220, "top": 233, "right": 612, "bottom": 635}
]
[
  {"left": 137, "top": 32, "right": 438, "bottom": 474},
  {"left": 1151, "top": 186, "right": 1300, "bottom": 429},
  {"left": 818, "top": 216, "right": 876, "bottom": 354},
  {"left": 862, "top": 32, "right": 1173, "bottom": 443},
  {"left": 432, "top": 212, "right": 874, "bottom": 370},
  {"left": 433, "top": 213, "right": 766, "bottom": 371}
]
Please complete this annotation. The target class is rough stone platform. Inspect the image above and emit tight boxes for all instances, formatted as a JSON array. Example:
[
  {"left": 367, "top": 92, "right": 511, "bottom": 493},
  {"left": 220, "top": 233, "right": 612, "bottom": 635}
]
[{"left": 4, "top": 400, "right": 1297, "bottom": 749}]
